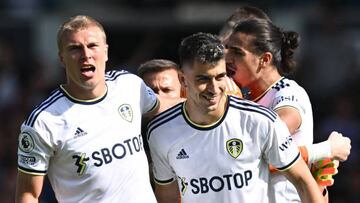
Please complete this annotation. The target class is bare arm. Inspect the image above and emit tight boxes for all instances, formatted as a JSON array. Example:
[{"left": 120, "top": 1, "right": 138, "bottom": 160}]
[
  {"left": 276, "top": 107, "right": 351, "bottom": 162},
  {"left": 275, "top": 107, "right": 301, "bottom": 134},
  {"left": 282, "top": 158, "right": 325, "bottom": 203},
  {"left": 15, "top": 171, "right": 45, "bottom": 203},
  {"left": 155, "top": 181, "right": 180, "bottom": 203}
]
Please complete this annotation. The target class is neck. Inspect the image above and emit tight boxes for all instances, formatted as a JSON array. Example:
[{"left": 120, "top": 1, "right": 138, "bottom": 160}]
[
  {"left": 185, "top": 94, "right": 227, "bottom": 126},
  {"left": 61, "top": 82, "right": 107, "bottom": 101},
  {"left": 247, "top": 70, "right": 282, "bottom": 101}
]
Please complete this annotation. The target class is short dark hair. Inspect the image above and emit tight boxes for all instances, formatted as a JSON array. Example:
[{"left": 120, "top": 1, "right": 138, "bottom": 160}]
[
  {"left": 178, "top": 32, "right": 225, "bottom": 67},
  {"left": 137, "top": 59, "right": 179, "bottom": 78}
]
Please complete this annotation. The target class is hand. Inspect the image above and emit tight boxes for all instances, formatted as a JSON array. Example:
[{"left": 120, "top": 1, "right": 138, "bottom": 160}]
[
  {"left": 311, "top": 158, "right": 338, "bottom": 187},
  {"left": 328, "top": 131, "right": 351, "bottom": 161}
]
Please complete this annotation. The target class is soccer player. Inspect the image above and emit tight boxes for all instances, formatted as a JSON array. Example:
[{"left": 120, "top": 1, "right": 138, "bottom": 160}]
[
  {"left": 220, "top": 2, "right": 351, "bottom": 185},
  {"left": 225, "top": 18, "right": 351, "bottom": 202},
  {"left": 138, "top": 59, "right": 183, "bottom": 99},
  {"left": 15, "top": 15, "right": 176, "bottom": 203},
  {"left": 147, "top": 32, "right": 325, "bottom": 203}
]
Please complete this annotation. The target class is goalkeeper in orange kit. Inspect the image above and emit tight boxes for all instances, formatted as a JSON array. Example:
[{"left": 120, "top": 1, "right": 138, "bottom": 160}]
[{"left": 221, "top": 5, "right": 351, "bottom": 202}]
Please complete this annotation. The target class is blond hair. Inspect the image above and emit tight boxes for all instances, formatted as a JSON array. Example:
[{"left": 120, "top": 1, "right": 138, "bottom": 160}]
[{"left": 57, "top": 15, "right": 107, "bottom": 51}]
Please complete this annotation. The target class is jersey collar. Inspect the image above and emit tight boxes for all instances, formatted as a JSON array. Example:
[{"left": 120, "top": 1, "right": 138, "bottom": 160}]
[
  {"left": 182, "top": 96, "right": 229, "bottom": 131},
  {"left": 59, "top": 84, "right": 108, "bottom": 105}
]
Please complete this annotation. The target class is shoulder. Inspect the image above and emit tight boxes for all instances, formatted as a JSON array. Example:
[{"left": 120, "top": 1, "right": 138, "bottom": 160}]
[
  {"left": 228, "top": 96, "right": 277, "bottom": 122},
  {"left": 105, "top": 69, "right": 143, "bottom": 85},
  {"left": 270, "top": 78, "right": 310, "bottom": 107},
  {"left": 272, "top": 78, "right": 306, "bottom": 95},
  {"left": 146, "top": 102, "right": 183, "bottom": 140},
  {"left": 105, "top": 69, "right": 146, "bottom": 91},
  {"left": 23, "top": 88, "right": 65, "bottom": 128},
  {"left": 105, "top": 69, "right": 131, "bottom": 80}
]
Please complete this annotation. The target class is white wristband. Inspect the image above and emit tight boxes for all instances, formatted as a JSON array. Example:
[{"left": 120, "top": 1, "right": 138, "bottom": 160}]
[{"left": 307, "top": 141, "right": 331, "bottom": 163}]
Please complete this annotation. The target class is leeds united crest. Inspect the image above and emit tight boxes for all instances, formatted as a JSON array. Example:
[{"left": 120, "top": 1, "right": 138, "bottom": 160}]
[
  {"left": 118, "top": 104, "right": 133, "bottom": 122},
  {"left": 226, "top": 138, "right": 243, "bottom": 159}
]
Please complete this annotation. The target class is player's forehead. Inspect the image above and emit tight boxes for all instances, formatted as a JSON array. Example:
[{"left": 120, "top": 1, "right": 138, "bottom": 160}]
[
  {"left": 59, "top": 25, "right": 106, "bottom": 50},
  {"left": 64, "top": 26, "right": 103, "bottom": 39},
  {"left": 227, "top": 32, "right": 255, "bottom": 51}
]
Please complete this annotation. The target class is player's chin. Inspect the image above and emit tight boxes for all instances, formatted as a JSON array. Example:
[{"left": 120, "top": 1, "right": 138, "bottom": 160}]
[{"left": 202, "top": 97, "right": 221, "bottom": 110}]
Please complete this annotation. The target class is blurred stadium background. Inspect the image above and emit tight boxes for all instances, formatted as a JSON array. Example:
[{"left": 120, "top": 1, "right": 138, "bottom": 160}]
[{"left": 0, "top": 0, "right": 359, "bottom": 202}]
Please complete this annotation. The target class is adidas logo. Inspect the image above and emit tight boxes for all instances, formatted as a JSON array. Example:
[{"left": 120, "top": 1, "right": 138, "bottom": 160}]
[
  {"left": 74, "top": 127, "right": 88, "bottom": 138},
  {"left": 176, "top": 149, "right": 189, "bottom": 159}
]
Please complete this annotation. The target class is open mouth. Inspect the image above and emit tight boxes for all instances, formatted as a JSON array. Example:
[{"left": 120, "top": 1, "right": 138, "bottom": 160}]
[{"left": 80, "top": 65, "right": 95, "bottom": 73}]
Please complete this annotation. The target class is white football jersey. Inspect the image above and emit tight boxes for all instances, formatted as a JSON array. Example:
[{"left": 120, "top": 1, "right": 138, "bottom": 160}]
[
  {"left": 147, "top": 96, "right": 300, "bottom": 203},
  {"left": 17, "top": 70, "right": 158, "bottom": 203},
  {"left": 256, "top": 77, "right": 313, "bottom": 203}
]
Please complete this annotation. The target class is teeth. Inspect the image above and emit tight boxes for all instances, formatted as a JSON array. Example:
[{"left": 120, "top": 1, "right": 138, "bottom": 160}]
[
  {"left": 81, "top": 65, "right": 95, "bottom": 72},
  {"left": 204, "top": 95, "right": 216, "bottom": 100}
]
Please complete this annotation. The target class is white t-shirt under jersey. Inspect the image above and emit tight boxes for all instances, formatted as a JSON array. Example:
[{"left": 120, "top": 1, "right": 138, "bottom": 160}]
[
  {"left": 256, "top": 77, "right": 313, "bottom": 203},
  {"left": 17, "top": 70, "right": 158, "bottom": 203},
  {"left": 147, "top": 96, "right": 300, "bottom": 203}
]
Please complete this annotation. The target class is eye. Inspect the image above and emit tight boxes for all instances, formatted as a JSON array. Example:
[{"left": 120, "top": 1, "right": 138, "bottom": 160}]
[
  {"left": 196, "top": 76, "right": 210, "bottom": 83},
  {"left": 229, "top": 47, "right": 244, "bottom": 56},
  {"left": 162, "top": 88, "right": 172, "bottom": 93},
  {"left": 88, "top": 43, "right": 99, "bottom": 49},
  {"left": 216, "top": 73, "right": 227, "bottom": 81},
  {"left": 68, "top": 45, "right": 81, "bottom": 51}
]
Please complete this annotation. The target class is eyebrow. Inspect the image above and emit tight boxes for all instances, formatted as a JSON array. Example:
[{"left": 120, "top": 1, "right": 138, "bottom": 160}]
[{"left": 195, "top": 72, "right": 227, "bottom": 80}]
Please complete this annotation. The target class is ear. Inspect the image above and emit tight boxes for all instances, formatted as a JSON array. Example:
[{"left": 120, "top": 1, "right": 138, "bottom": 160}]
[
  {"left": 257, "top": 52, "right": 272, "bottom": 73},
  {"left": 58, "top": 51, "right": 64, "bottom": 65},
  {"left": 179, "top": 70, "right": 187, "bottom": 88},
  {"left": 105, "top": 44, "right": 109, "bottom": 62},
  {"left": 259, "top": 52, "right": 272, "bottom": 67}
]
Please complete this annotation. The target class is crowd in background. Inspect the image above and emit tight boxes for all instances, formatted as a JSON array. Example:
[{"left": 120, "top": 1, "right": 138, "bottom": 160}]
[{"left": 0, "top": 0, "right": 359, "bottom": 202}]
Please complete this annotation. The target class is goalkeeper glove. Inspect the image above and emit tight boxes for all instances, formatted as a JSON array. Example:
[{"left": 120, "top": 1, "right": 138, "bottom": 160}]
[{"left": 311, "top": 158, "right": 338, "bottom": 187}]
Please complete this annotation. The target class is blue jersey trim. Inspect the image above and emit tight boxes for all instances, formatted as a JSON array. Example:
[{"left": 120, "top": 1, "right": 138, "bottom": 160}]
[
  {"left": 105, "top": 70, "right": 129, "bottom": 81},
  {"left": 59, "top": 86, "right": 108, "bottom": 105},
  {"left": 182, "top": 97, "right": 230, "bottom": 131},
  {"left": 146, "top": 103, "right": 183, "bottom": 140},
  {"left": 154, "top": 177, "right": 175, "bottom": 185},
  {"left": 229, "top": 96, "right": 277, "bottom": 122},
  {"left": 277, "top": 152, "right": 300, "bottom": 171},
  {"left": 18, "top": 165, "right": 47, "bottom": 175},
  {"left": 25, "top": 90, "right": 63, "bottom": 127}
]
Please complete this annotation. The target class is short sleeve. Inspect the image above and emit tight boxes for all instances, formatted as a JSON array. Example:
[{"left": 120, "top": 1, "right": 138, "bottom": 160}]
[
  {"left": 272, "top": 84, "right": 303, "bottom": 114},
  {"left": 140, "top": 81, "right": 158, "bottom": 114},
  {"left": 148, "top": 132, "right": 176, "bottom": 185},
  {"left": 263, "top": 117, "right": 300, "bottom": 171},
  {"left": 17, "top": 124, "right": 53, "bottom": 175}
]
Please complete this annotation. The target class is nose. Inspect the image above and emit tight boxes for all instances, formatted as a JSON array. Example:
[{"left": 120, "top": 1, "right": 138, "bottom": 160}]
[
  {"left": 81, "top": 47, "right": 92, "bottom": 60},
  {"left": 207, "top": 79, "right": 218, "bottom": 94}
]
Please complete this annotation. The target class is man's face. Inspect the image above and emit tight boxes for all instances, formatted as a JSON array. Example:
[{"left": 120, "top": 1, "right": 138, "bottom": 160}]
[
  {"left": 142, "top": 68, "right": 182, "bottom": 99},
  {"left": 59, "top": 25, "right": 108, "bottom": 94},
  {"left": 181, "top": 59, "right": 227, "bottom": 114},
  {"left": 225, "top": 32, "right": 261, "bottom": 88}
]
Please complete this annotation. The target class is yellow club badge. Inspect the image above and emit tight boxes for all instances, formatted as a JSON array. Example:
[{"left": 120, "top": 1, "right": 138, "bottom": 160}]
[{"left": 226, "top": 138, "right": 243, "bottom": 159}]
